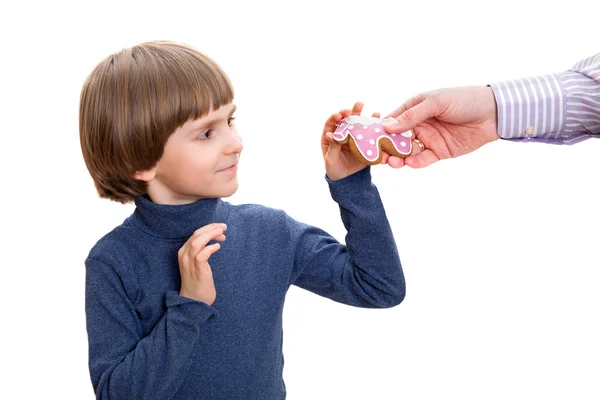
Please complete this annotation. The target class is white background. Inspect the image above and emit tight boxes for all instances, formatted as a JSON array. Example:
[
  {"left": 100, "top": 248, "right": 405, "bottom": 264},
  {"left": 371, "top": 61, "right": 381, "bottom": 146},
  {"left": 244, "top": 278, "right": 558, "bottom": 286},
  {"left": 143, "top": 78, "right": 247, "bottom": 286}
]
[{"left": 1, "top": 0, "right": 599, "bottom": 399}]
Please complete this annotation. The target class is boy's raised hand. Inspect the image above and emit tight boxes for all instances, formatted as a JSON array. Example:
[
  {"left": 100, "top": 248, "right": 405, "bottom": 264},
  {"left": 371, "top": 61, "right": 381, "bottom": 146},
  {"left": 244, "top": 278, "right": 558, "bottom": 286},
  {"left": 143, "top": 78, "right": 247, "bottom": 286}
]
[
  {"left": 322, "top": 102, "right": 379, "bottom": 181},
  {"left": 178, "top": 223, "right": 227, "bottom": 305}
]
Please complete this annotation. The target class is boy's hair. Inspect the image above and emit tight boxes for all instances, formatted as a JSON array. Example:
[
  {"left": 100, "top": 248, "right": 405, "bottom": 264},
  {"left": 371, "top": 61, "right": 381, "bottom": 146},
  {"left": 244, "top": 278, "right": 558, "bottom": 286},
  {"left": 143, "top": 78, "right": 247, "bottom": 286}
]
[{"left": 79, "top": 41, "right": 234, "bottom": 203}]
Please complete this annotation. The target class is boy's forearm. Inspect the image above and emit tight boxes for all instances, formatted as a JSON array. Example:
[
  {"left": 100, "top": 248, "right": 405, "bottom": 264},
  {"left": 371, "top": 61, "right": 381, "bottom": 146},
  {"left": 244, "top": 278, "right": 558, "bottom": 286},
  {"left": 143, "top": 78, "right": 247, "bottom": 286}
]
[
  {"left": 289, "top": 167, "right": 405, "bottom": 308},
  {"left": 328, "top": 167, "right": 406, "bottom": 307}
]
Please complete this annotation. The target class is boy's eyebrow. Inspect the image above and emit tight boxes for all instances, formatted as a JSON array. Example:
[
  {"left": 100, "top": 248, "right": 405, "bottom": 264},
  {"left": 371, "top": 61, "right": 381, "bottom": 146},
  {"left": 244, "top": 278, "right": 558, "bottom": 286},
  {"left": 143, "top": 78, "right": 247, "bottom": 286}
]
[{"left": 192, "top": 105, "right": 237, "bottom": 131}]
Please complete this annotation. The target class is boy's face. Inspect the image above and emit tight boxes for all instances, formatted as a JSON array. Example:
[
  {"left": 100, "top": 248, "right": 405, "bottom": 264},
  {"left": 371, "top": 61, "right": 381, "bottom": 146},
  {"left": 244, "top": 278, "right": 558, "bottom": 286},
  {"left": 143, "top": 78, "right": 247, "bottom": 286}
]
[{"left": 135, "top": 103, "right": 242, "bottom": 205}]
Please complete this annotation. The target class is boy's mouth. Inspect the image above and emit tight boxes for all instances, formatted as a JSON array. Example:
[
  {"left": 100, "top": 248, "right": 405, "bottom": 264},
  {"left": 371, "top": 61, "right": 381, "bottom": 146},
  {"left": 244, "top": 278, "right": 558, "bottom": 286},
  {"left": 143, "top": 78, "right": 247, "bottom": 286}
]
[{"left": 218, "top": 163, "right": 238, "bottom": 172}]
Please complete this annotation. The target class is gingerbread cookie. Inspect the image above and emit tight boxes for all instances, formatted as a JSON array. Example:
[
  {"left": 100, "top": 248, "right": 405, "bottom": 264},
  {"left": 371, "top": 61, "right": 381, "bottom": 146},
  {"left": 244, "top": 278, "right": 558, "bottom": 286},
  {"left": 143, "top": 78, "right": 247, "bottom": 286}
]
[{"left": 333, "top": 115, "right": 413, "bottom": 165}]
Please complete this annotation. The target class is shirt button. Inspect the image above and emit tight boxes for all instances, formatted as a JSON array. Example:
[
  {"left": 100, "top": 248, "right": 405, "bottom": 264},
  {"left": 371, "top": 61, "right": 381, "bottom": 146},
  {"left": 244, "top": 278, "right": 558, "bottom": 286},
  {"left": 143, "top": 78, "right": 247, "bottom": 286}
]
[{"left": 525, "top": 126, "right": 535, "bottom": 135}]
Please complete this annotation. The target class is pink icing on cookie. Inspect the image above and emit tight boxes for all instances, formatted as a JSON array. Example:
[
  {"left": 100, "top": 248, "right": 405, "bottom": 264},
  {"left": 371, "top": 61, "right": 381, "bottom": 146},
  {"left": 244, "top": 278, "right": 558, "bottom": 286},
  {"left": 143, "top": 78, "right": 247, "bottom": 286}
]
[{"left": 333, "top": 116, "right": 413, "bottom": 163}]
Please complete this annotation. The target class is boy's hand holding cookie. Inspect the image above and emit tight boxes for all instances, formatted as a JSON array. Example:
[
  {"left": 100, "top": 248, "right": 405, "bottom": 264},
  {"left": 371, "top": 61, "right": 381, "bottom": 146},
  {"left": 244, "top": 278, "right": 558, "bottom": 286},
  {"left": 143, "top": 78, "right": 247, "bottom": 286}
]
[
  {"left": 322, "top": 102, "right": 375, "bottom": 181},
  {"left": 178, "top": 223, "right": 227, "bottom": 306}
]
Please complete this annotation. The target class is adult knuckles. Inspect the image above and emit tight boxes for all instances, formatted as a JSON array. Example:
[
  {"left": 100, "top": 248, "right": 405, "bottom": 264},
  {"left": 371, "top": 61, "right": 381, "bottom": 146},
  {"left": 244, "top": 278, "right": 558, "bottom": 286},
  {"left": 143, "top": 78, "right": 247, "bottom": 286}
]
[{"left": 402, "top": 107, "right": 417, "bottom": 123}]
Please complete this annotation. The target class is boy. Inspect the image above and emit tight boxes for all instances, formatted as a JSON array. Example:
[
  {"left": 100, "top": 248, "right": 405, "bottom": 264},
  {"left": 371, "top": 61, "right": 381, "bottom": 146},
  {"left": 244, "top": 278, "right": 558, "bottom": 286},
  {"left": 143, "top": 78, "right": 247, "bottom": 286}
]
[{"left": 81, "top": 40, "right": 405, "bottom": 399}]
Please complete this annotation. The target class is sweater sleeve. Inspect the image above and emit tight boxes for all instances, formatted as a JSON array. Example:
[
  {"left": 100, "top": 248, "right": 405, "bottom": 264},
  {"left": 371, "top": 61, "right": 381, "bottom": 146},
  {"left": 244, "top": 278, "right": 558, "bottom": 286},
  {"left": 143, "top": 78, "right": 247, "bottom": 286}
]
[
  {"left": 287, "top": 167, "right": 405, "bottom": 308},
  {"left": 85, "top": 256, "right": 217, "bottom": 400}
]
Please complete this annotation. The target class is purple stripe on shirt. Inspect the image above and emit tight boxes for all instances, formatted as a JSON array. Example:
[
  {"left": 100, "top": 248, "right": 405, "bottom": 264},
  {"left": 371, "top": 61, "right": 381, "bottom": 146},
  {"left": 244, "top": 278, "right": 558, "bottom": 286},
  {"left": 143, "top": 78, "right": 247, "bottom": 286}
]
[
  {"left": 510, "top": 80, "right": 521, "bottom": 138},
  {"left": 550, "top": 75, "right": 564, "bottom": 139},
  {"left": 515, "top": 80, "right": 530, "bottom": 136},
  {"left": 524, "top": 76, "right": 541, "bottom": 138},
  {"left": 505, "top": 81, "right": 517, "bottom": 138},
  {"left": 491, "top": 52, "right": 600, "bottom": 144}
]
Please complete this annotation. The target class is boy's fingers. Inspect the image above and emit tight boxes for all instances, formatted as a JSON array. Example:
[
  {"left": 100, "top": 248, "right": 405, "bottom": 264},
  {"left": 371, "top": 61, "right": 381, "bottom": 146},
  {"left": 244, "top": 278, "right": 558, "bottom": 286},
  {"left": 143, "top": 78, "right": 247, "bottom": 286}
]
[
  {"left": 326, "top": 112, "right": 342, "bottom": 124},
  {"left": 324, "top": 112, "right": 344, "bottom": 132},
  {"left": 189, "top": 228, "right": 224, "bottom": 257},
  {"left": 325, "top": 132, "right": 342, "bottom": 162},
  {"left": 351, "top": 101, "right": 364, "bottom": 115},
  {"left": 180, "top": 223, "right": 227, "bottom": 254},
  {"left": 192, "top": 223, "right": 227, "bottom": 238},
  {"left": 195, "top": 243, "right": 221, "bottom": 266}
]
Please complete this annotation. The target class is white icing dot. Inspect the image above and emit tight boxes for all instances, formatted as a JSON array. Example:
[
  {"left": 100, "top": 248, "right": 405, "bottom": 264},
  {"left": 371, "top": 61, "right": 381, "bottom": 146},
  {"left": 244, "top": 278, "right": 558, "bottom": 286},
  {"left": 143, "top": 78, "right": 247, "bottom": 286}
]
[
  {"left": 374, "top": 128, "right": 380, "bottom": 133},
  {"left": 367, "top": 150, "right": 373, "bottom": 156},
  {"left": 401, "top": 141, "right": 406, "bottom": 147},
  {"left": 401, "top": 131, "right": 413, "bottom": 138},
  {"left": 362, "top": 125, "right": 368, "bottom": 129},
  {"left": 348, "top": 125, "right": 354, "bottom": 129},
  {"left": 356, "top": 134, "right": 363, "bottom": 140},
  {"left": 369, "top": 139, "right": 375, "bottom": 145},
  {"left": 391, "top": 133, "right": 396, "bottom": 137}
]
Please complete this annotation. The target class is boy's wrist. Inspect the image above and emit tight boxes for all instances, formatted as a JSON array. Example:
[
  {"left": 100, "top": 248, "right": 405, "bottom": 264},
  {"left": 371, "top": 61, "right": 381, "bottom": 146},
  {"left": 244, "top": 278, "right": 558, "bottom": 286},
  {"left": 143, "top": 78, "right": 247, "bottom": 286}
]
[
  {"left": 325, "top": 165, "right": 369, "bottom": 181},
  {"left": 326, "top": 165, "right": 371, "bottom": 185},
  {"left": 326, "top": 166, "right": 373, "bottom": 204}
]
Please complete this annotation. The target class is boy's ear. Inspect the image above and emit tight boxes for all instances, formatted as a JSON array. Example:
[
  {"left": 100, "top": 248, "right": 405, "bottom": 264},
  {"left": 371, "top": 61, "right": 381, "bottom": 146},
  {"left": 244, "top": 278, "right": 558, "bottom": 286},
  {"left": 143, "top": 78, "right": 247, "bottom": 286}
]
[{"left": 133, "top": 168, "right": 157, "bottom": 182}]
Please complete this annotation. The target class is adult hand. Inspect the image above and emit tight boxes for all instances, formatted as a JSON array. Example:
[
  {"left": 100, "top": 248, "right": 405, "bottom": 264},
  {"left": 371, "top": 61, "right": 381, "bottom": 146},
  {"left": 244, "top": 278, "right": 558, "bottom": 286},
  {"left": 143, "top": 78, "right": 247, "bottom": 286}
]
[{"left": 382, "top": 86, "right": 500, "bottom": 168}]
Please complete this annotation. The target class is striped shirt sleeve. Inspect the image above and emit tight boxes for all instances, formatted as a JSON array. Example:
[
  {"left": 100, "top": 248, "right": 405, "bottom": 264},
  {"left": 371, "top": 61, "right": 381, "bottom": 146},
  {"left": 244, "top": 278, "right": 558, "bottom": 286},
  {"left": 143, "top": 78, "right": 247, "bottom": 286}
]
[{"left": 490, "top": 52, "right": 600, "bottom": 144}]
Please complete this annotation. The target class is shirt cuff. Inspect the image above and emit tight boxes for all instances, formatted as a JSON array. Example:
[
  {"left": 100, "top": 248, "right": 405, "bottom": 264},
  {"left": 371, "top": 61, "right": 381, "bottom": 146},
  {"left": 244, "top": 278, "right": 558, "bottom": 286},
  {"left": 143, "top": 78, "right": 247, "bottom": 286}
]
[
  {"left": 490, "top": 74, "right": 566, "bottom": 142},
  {"left": 165, "top": 290, "right": 218, "bottom": 321},
  {"left": 558, "top": 69, "right": 600, "bottom": 143},
  {"left": 326, "top": 166, "right": 372, "bottom": 196}
]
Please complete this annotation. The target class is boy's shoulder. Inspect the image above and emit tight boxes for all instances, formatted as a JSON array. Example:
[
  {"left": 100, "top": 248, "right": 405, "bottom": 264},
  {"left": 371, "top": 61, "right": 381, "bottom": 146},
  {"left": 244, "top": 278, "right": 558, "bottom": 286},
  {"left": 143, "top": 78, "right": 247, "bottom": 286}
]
[
  {"left": 86, "top": 216, "right": 139, "bottom": 267},
  {"left": 227, "top": 201, "right": 290, "bottom": 227},
  {"left": 229, "top": 201, "right": 285, "bottom": 217}
]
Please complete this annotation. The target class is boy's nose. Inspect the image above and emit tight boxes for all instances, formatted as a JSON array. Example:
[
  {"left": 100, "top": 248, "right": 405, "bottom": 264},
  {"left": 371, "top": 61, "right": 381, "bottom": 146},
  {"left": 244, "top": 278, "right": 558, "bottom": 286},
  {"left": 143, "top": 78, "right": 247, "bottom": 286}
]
[{"left": 224, "top": 131, "right": 243, "bottom": 154}]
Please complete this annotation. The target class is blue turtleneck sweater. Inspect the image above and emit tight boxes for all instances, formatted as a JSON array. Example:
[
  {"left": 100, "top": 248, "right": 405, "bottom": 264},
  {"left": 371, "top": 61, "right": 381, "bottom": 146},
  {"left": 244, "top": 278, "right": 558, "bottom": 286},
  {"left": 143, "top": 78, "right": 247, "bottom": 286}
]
[{"left": 85, "top": 167, "right": 405, "bottom": 400}]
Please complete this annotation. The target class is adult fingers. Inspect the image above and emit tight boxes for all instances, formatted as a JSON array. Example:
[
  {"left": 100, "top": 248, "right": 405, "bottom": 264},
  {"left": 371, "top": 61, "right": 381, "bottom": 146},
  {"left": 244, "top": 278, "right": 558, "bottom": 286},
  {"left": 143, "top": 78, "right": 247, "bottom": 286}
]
[
  {"left": 386, "top": 156, "right": 405, "bottom": 169},
  {"left": 384, "top": 93, "right": 427, "bottom": 119},
  {"left": 384, "top": 96, "right": 441, "bottom": 134},
  {"left": 405, "top": 149, "right": 440, "bottom": 168},
  {"left": 383, "top": 135, "right": 425, "bottom": 168},
  {"left": 380, "top": 151, "right": 389, "bottom": 164}
]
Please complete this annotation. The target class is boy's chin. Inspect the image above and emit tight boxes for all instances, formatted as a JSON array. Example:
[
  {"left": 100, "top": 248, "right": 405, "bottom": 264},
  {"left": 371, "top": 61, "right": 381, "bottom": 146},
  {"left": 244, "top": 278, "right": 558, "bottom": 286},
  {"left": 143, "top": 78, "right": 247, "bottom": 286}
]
[{"left": 217, "top": 183, "right": 239, "bottom": 198}]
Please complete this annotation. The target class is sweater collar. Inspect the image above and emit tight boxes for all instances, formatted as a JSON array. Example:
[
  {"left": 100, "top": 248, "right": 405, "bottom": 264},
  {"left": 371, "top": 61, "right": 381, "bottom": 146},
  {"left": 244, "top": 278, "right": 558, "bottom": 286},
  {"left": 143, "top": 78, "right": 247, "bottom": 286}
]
[{"left": 131, "top": 195, "right": 229, "bottom": 240}]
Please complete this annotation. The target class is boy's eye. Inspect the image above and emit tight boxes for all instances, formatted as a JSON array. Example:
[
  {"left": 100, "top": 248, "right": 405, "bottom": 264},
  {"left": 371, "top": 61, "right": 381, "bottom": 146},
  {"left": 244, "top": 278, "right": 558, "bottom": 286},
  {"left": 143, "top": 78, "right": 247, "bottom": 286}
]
[
  {"left": 198, "top": 130, "right": 212, "bottom": 140},
  {"left": 197, "top": 116, "right": 236, "bottom": 140}
]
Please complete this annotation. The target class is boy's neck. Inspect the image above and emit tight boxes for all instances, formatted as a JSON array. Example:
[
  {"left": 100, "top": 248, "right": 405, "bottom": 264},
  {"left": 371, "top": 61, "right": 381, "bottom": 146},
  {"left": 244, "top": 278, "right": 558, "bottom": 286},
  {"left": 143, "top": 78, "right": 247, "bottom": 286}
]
[{"left": 131, "top": 195, "right": 227, "bottom": 240}]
